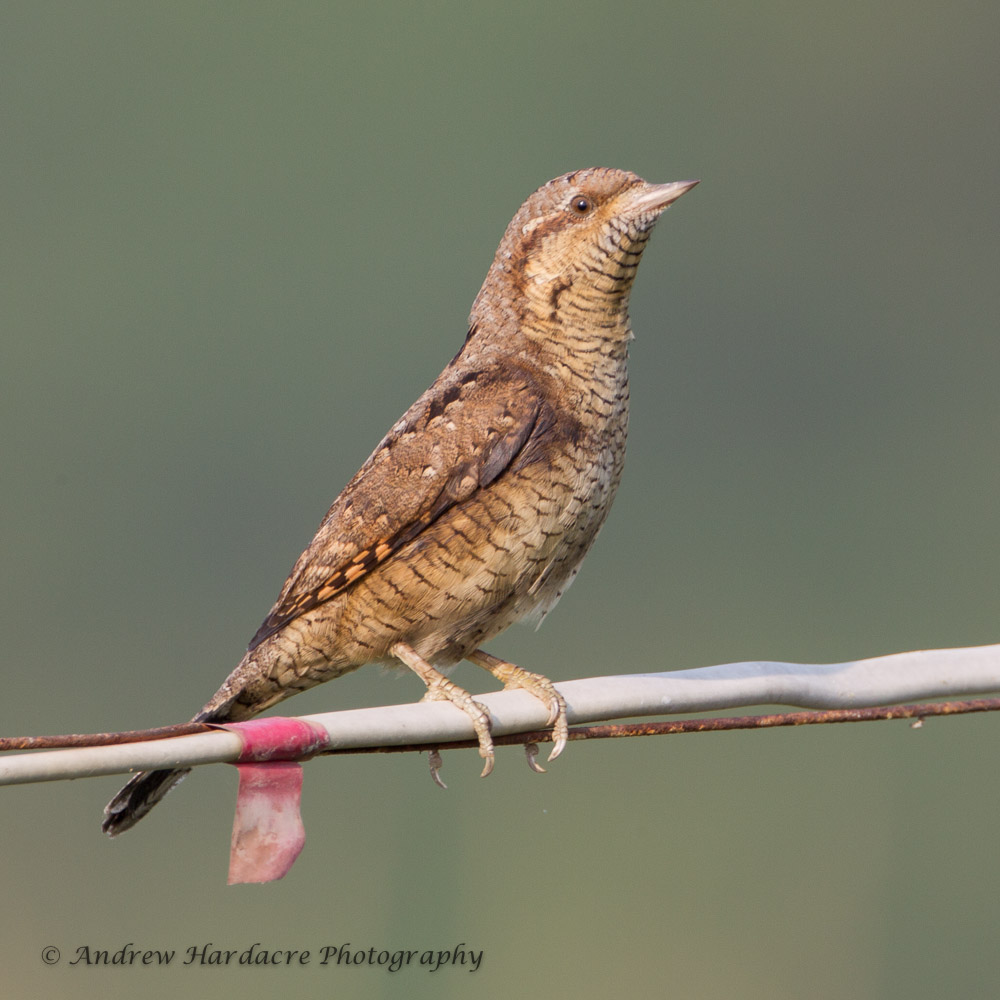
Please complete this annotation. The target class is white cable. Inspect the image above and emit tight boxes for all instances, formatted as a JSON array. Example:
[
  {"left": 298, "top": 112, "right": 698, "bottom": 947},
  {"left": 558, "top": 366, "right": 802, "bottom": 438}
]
[{"left": 1, "top": 642, "right": 998, "bottom": 787}]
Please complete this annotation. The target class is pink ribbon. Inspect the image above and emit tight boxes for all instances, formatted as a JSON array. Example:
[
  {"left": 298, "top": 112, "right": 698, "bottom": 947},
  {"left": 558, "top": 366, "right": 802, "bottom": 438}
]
[{"left": 214, "top": 718, "right": 330, "bottom": 885}]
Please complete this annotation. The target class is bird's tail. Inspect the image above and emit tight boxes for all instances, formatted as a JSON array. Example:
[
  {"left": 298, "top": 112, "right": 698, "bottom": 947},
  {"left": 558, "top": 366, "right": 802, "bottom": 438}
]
[
  {"left": 101, "top": 702, "right": 234, "bottom": 837},
  {"left": 102, "top": 766, "right": 192, "bottom": 837},
  {"left": 102, "top": 647, "right": 286, "bottom": 836}
]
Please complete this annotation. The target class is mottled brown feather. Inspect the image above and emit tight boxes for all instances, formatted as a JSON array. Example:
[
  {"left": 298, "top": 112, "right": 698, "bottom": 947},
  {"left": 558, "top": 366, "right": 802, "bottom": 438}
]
[{"left": 248, "top": 361, "right": 553, "bottom": 649}]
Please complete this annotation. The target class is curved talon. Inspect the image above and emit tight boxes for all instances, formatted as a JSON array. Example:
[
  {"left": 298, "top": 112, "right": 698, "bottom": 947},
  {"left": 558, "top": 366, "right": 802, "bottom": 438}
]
[
  {"left": 479, "top": 753, "right": 495, "bottom": 778},
  {"left": 428, "top": 749, "right": 448, "bottom": 789},
  {"left": 547, "top": 717, "right": 569, "bottom": 761},
  {"left": 524, "top": 742, "right": 546, "bottom": 773}
]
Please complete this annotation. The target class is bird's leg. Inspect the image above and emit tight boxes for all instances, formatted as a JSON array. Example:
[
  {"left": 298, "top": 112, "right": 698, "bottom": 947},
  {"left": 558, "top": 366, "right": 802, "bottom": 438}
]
[
  {"left": 466, "top": 649, "right": 569, "bottom": 763},
  {"left": 390, "top": 641, "right": 495, "bottom": 779}
]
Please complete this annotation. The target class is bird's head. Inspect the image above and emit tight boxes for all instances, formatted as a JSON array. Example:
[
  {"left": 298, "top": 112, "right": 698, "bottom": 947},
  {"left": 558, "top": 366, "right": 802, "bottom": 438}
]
[{"left": 471, "top": 168, "right": 698, "bottom": 337}]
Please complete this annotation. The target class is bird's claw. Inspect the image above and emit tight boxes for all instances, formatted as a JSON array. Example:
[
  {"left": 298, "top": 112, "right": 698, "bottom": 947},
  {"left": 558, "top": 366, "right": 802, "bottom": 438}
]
[
  {"left": 428, "top": 749, "right": 448, "bottom": 789},
  {"left": 467, "top": 649, "right": 568, "bottom": 765},
  {"left": 525, "top": 742, "right": 546, "bottom": 773},
  {"left": 393, "top": 641, "right": 495, "bottom": 779},
  {"left": 547, "top": 716, "right": 569, "bottom": 762}
]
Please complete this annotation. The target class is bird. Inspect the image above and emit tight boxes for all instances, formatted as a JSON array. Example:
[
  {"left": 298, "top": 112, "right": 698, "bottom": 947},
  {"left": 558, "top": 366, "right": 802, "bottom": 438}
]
[{"left": 102, "top": 167, "right": 698, "bottom": 836}]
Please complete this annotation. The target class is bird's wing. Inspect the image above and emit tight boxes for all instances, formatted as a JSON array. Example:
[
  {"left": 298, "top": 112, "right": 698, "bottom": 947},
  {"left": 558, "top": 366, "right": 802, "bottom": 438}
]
[{"left": 247, "top": 361, "right": 558, "bottom": 650}]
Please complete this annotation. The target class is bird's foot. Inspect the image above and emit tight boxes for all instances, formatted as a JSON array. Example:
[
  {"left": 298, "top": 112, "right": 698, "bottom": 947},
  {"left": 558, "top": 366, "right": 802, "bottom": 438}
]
[
  {"left": 390, "top": 642, "right": 495, "bottom": 778},
  {"left": 467, "top": 649, "right": 568, "bottom": 763}
]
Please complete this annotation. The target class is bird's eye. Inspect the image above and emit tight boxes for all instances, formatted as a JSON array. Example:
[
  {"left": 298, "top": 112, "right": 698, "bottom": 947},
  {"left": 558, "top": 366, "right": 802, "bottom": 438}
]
[{"left": 569, "top": 195, "right": 593, "bottom": 216}]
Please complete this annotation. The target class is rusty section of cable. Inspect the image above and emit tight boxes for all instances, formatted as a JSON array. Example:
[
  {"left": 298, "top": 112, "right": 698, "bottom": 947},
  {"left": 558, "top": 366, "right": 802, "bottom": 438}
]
[{"left": 0, "top": 721, "right": 215, "bottom": 752}]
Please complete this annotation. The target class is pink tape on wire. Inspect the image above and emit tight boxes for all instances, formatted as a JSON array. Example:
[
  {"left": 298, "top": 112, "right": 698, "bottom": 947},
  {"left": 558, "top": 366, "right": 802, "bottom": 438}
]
[{"left": 214, "top": 717, "right": 330, "bottom": 885}]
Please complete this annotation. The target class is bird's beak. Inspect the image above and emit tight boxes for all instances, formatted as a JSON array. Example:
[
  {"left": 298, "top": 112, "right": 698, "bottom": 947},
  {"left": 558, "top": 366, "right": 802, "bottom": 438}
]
[{"left": 631, "top": 178, "right": 700, "bottom": 213}]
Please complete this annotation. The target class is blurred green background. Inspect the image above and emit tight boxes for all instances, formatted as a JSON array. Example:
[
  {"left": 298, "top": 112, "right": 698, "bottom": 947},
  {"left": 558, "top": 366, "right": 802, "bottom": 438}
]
[{"left": 2, "top": 1, "right": 998, "bottom": 997}]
